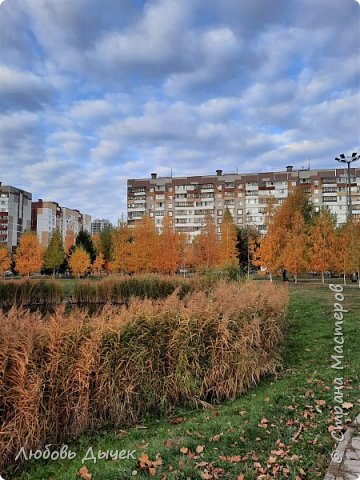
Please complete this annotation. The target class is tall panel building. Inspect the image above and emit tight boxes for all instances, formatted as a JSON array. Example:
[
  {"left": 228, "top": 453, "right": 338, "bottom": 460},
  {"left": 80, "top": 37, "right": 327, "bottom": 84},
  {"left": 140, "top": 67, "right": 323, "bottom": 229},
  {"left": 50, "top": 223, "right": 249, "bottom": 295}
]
[
  {"left": 91, "top": 219, "right": 112, "bottom": 234},
  {"left": 32, "top": 200, "right": 91, "bottom": 247},
  {"left": 127, "top": 166, "right": 360, "bottom": 239},
  {"left": 0, "top": 183, "right": 32, "bottom": 249}
]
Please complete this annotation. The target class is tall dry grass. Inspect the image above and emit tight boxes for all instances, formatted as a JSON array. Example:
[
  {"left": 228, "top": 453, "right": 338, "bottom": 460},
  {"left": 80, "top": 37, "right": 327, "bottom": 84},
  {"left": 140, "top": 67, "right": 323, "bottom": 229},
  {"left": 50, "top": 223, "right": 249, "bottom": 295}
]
[
  {"left": 0, "top": 281, "right": 288, "bottom": 470},
  {"left": 0, "top": 279, "right": 63, "bottom": 307}
]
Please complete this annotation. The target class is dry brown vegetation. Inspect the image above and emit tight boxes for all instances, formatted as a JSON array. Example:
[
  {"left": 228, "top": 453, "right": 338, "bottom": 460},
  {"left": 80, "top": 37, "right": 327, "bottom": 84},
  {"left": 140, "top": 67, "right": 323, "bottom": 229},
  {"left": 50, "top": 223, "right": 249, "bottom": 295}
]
[{"left": 0, "top": 281, "right": 288, "bottom": 469}]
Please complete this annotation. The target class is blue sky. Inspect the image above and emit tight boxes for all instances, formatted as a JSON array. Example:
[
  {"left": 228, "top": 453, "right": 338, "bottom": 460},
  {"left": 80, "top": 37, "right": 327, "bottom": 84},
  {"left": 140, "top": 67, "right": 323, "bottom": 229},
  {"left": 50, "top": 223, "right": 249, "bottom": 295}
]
[{"left": 0, "top": 0, "right": 359, "bottom": 222}]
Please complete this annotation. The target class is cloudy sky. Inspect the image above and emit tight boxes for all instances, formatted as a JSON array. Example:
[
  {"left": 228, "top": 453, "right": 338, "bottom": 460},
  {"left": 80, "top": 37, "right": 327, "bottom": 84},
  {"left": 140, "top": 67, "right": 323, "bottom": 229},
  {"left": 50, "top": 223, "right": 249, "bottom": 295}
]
[{"left": 0, "top": 0, "right": 359, "bottom": 222}]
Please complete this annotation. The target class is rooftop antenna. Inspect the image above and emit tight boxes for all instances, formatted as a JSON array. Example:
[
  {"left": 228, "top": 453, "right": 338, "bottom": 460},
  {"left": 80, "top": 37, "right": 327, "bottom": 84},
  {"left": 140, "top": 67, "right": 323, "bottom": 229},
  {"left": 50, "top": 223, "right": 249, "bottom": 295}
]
[
  {"left": 308, "top": 157, "right": 311, "bottom": 170},
  {"left": 170, "top": 167, "right": 173, "bottom": 178}
]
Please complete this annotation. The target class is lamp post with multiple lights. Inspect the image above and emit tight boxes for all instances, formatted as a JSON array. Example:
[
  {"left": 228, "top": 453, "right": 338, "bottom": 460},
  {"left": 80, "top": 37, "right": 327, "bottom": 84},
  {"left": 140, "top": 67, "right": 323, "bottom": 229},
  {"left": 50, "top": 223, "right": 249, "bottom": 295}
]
[{"left": 335, "top": 152, "right": 360, "bottom": 221}]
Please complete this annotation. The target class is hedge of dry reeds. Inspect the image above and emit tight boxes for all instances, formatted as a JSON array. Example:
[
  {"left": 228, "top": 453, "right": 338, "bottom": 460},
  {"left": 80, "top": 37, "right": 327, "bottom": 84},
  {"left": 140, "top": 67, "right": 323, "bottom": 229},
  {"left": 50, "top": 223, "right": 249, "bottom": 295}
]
[
  {"left": 0, "top": 279, "right": 63, "bottom": 307},
  {"left": 0, "top": 281, "right": 288, "bottom": 470},
  {"left": 73, "top": 275, "right": 193, "bottom": 304},
  {"left": 0, "top": 276, "right": 211, "bottom": 307}
]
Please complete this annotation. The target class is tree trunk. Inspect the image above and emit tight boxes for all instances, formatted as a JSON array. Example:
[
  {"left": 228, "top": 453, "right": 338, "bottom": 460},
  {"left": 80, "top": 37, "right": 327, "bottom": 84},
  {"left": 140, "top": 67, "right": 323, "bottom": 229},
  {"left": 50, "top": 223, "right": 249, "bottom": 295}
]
[
  {"left": 269, "top": 272, "right": 273, "bottom": 282},
  {"left": 343, "top": 272, "right": 346, "bottom": 285},
  {"left": 321, "top": 272, "right": 324, "bottom": 284},
  {"left": 294, "top": 274, "right": 298, "bottom": 284}
]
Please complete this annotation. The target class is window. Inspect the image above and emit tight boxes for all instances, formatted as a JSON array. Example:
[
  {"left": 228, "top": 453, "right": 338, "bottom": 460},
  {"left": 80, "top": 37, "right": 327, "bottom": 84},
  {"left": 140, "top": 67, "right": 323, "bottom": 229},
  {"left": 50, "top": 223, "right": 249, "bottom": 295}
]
[
  {"left": 217, "top": 209, "right": 223, "bottom": 216},
  {"left": 237, "top": 209, "right": 243, "bottom": 215}
]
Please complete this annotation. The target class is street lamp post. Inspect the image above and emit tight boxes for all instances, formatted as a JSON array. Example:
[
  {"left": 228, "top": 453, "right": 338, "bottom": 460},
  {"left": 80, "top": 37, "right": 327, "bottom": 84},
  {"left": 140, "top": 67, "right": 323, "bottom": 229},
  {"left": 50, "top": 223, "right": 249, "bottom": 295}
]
[{"left": 335, "top": 152, "right": 360, "bottom": 221}]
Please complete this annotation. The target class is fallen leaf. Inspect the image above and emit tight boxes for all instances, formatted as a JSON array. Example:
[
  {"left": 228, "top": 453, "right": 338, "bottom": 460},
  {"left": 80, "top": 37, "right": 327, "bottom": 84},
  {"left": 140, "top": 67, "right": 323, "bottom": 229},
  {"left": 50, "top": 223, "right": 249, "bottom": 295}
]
[
  {"left": 76, "top": 465, "right": 92, "bottom": 480},
  {"left": 196, "top": 445, "right": 205, "bottom": 453}
]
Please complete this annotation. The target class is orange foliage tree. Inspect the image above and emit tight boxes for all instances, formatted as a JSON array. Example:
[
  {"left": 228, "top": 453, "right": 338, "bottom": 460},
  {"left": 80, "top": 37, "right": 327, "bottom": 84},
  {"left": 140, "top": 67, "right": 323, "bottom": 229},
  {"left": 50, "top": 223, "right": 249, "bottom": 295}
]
[
  {"left": 308, "top": 208, "right": 337, "bottom": 283},
  {"left": 110, "top": 224, "right": 133, "bottom": 273},
  {"left": 192, "top": 213, "right": 219, "bottom": 269},
  {"left": 252, "top": 188, "right": 313, "bottom": 281},
  {"left": 156, "top": 215, "right": 183, "bottom": 274},
  {"left": 68, "top": 246, "right": 91, "bottom": 278},
  {"left": 281, "top": 211, "right": 308, "bottom": 283},
  {"left": 251, "top": 202, "right": 283, "bottom": 281},
  {"left": 91, "top": 233, "right": 101, "bottom": 254},
  {"left": 64, "top": 227, "right": 75, "bottom": 253},
  {"left": 126, "top": 216, "right": 158, "bottom": 274},
  {"left": 92, "top": 253, "right": 104, "bottom": 275},
  {"left": 335, "top": 222, "right": 353, "bottom": 284},
  {"left": 14, "top": 231, "right": 43, "bottom": 277},
  {"left": 0, "top": 246, "right": 11, "bottom": 276},
  {"left": 218, "top": 208, "right": 238, "bottom": 268}
]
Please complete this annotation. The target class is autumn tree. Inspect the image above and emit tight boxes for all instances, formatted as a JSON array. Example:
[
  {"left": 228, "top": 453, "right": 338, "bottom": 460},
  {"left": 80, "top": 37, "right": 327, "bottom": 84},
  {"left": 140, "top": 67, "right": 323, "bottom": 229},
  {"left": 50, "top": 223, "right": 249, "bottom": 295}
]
[
  {"left": 308, "top": 208, "right": 337, "bottom": 283},
  {"left": 14, "top": 231, "right": 43, "bottom": 277},
  {"left": 335, "top": 222, "right": 353, "bottom": 284},
  {"left": 192, "top": 213, "right": 219, "bottom": 269},
  {"left": 68, "top": 246, "right": 91, "bottom": 278},
  {"left": 92, "top": 253, "right": 105, "bottom": 276},
  {"left": 281, "top": 211, "right": 308, "bottom": 283},
  {"left": 75, "top": 230, "right": 96, "bottom": 262},
  {"left": 0, "top": 246, "right": 11, "bottom": 276},
  {"left": 110, "top": 224, "right": 133, "bottom": 273},
  {"left": 156, "top": 215, "right": 182, "bottom": 274},
  {"left": 64, "top": 227, "right": 75, "bottom": 253},
  {"left": 91, "top": 233, "right": 101, "bottom": 254},
  {"left": 43, "top": 230, "right": 64, "bottom": 276},
  {"left": 126, "top": 216, "right": 158, "bottom": 274},
  {"left": 252, "top": 187, "right": 313, "bottom": 281},
  {"left": 218, "top": 208, "right": 238, "bottom": 268},
  {"left": 251, "top": 202, "right": 283, "bottom": 281}
]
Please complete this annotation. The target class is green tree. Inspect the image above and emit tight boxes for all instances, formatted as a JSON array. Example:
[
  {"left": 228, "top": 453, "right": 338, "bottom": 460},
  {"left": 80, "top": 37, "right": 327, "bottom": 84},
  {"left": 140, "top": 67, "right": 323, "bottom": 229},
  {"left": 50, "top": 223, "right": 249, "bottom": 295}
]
[
  {"left": 75, "top": 230, "right": 96, "bottom": 263},
  {"left": 43, "top": 230, "right": 64, "bottom": 277},
  {"left": 236, "top": 225, "right": 259, "bottom": 276},
  {"left": 100, "top": 227, "right": 113, "bottom": 265}
]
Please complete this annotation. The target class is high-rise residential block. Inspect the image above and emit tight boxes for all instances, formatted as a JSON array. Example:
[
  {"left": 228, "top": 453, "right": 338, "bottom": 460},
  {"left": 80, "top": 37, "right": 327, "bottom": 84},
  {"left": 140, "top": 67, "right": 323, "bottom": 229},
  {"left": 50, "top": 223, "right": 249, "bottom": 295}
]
[
  {"left": 91, "top": 218, "right": 112, "bottom": 234},
  {"left": 0, "top": 183, "right": 32, "bottom": 249},
  {"left": 32, "top": 199, "right": 91, "bottom": 247},
  {"left": 127, "top": 166, "right": 360, "bottom": 239}
]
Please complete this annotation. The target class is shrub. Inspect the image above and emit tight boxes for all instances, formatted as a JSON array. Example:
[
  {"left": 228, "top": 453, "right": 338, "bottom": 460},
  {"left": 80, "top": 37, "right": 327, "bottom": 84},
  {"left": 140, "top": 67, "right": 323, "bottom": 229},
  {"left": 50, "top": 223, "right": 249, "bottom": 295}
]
[{"left": 0, "top": 281, "right": 288, "bottom": 469}]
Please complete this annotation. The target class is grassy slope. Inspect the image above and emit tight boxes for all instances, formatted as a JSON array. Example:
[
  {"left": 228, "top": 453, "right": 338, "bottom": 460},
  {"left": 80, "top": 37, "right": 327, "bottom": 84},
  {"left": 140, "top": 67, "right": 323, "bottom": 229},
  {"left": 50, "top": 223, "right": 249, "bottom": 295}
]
[{"left": 12, "top": 284, "right": 360, "bottom": 480}]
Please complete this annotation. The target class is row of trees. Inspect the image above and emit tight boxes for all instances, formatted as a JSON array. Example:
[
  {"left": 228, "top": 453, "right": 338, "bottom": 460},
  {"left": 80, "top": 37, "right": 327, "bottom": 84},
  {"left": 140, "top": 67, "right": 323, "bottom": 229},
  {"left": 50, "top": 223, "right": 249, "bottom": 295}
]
[
  {"left": 251, "top": 189, "right": 360, "bottom": 285},
  {"left": 0, "top": 212, "right": 239, "bottom": 278},
  {"left": 1, "top": 188, "right": 359, "bottom": 283}
]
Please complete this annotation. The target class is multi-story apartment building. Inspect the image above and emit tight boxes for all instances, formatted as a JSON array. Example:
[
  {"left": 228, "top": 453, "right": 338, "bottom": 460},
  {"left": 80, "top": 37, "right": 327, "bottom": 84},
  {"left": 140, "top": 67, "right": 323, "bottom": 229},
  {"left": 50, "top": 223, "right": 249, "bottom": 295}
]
[
  {"left": 91, "top": 218, "right": 112, "bottom": 234},
  {"left": 32, "top": 199, "right": 91, "bottom": 247},
  {"left": 0, "top": 183, "right": 32, "bottom": 249},
  {"left": 31, "top": 200, "right": 62, "bottom": 246},
  {"left": 127, "top": 166, "right": 360, "bottom": 239}
]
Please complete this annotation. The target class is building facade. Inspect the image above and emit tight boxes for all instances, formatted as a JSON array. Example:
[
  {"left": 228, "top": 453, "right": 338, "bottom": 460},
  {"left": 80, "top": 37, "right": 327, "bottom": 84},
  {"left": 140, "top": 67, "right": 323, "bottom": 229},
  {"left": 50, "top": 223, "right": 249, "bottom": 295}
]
[
  {"left": 127, "top": 166, "right": 360, "bottom": 239},
  {"left": 91, "top": 218, "right": 112, "bottom": 234},
  {"left": 32, "top": 200, "right": 91, "bottom": 247},
  {"left": 0, "top": 183, "right": 32, "bottom": 249}
]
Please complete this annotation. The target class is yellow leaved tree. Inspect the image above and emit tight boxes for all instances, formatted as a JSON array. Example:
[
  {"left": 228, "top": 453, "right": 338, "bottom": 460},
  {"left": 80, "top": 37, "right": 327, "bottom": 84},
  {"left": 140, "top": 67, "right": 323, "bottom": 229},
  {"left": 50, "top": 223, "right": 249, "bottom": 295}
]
[
  {"left": 218, "top": 208, "right": 238, "bottom": 268},
  {"left": 14, "top": 231, "right": 43, "bottom": 277},
  {"left": 0, "top": 246, "right": 11, "bottom": 276},
  {"left": 68, "top": 246, "right": 91, "bottom": 278}
]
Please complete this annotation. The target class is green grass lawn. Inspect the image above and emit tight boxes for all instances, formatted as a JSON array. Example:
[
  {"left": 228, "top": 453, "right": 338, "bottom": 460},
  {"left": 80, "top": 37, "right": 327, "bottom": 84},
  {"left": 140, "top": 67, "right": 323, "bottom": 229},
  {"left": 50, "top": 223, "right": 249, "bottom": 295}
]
[{"left": 11, "top": 284, "right": 360, "bottom": 480}]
